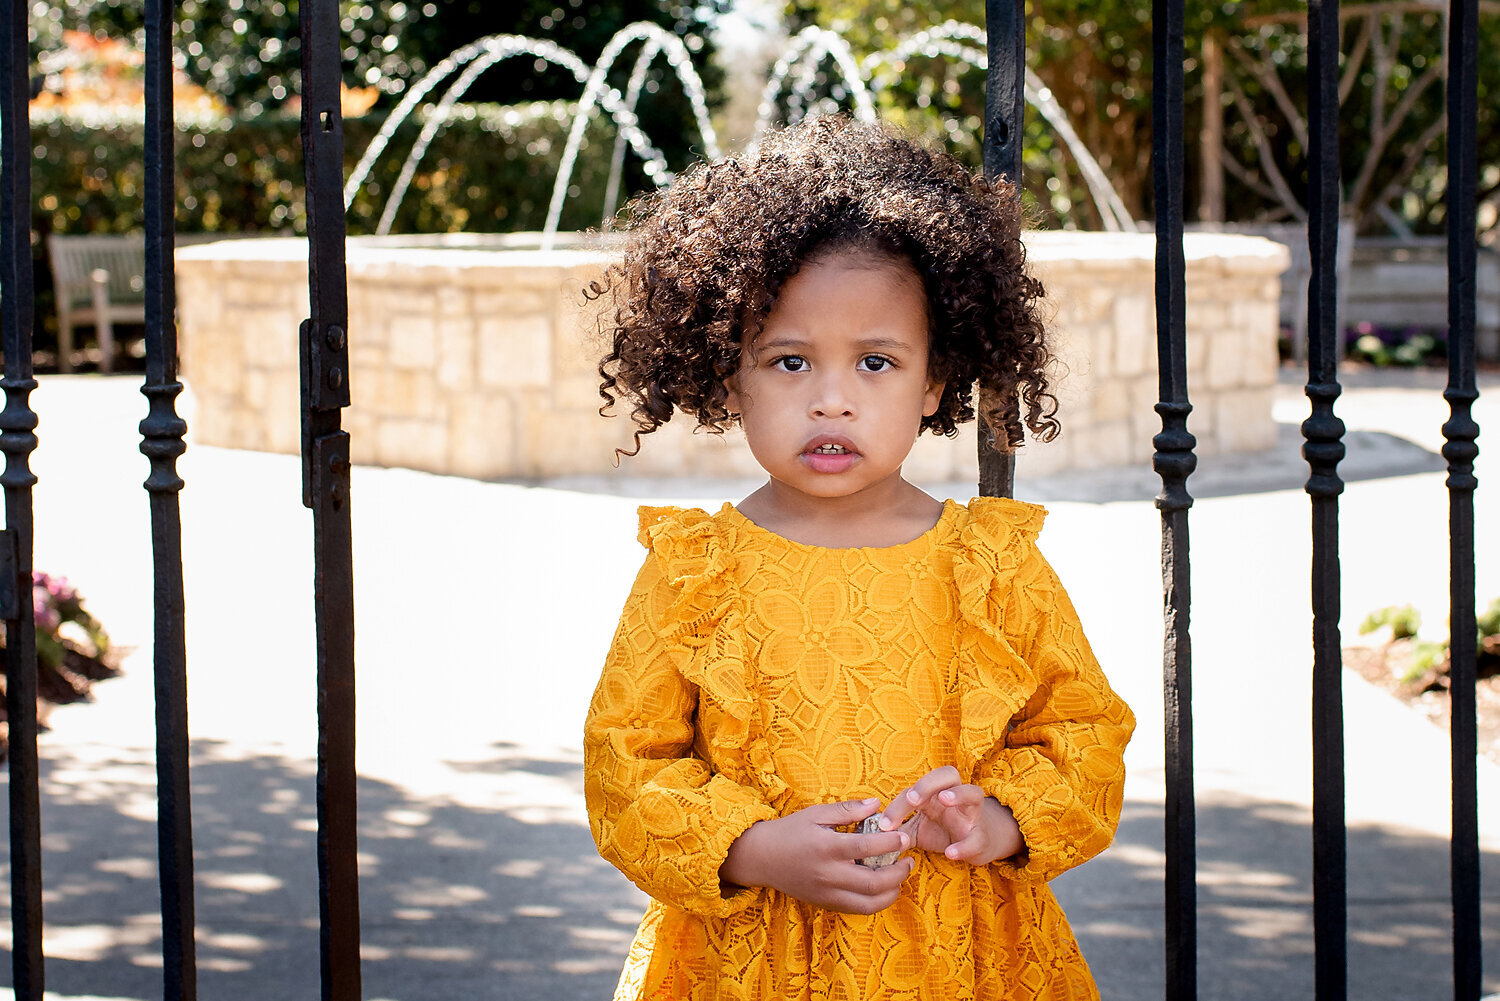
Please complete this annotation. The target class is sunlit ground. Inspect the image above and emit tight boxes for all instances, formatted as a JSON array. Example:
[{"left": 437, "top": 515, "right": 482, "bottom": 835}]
[{"left": 2, "top": 369, "right": 1498, "bottom": 1000}]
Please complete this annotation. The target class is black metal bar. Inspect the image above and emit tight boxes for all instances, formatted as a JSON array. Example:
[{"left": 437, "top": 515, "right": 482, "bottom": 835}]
[
  {"left": 300, "top": 2, "right": 361, "bottom": 998},
  {"left": 1, "top": 0, "right": 44, "bottom": 996},
  {"left": 141, "top": 1, "right": 197, "bottom": 997},
  {"left": 979, "top": 0, "right": 1022, "bottom": 500},
  {"left": 1151, "top": 1, "right": 1197, "bottom": 999},
  {"left": 1445, "top": 0, "right": 1482, "bottom": 996},
  {"left": 1304, "top": 2, "right": 1348, "bottom": 998}
]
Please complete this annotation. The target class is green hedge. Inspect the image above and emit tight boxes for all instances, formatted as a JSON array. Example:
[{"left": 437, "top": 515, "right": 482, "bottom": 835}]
[
  {"left": 33, "top": 102, "right": 652, "bottom": 237},
  {"left": 27, "top": 102, "right": 661, "bottom": 365}
]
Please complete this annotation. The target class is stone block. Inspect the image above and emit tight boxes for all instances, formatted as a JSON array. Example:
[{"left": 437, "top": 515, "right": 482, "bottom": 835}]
[
  {"left": 1206, "top": 326, "right": 1246, "bottom": 391},
  {"left": 473, "top": 287, "right": 551, "bottom": 317},
  {"left": 1231, "top": 298, "right": 1281, "bottom": 387},
  {"left": 343, "top": 409, "right": 379, "bottom": 467},
  {"left": 447, "top": 394, "right": 517, "bottom": 479},
  {"left": 1015, "top": 432, "right": 1071, "bottom": 479},
  {"left": 197, "top": 326, "right": 246, "bottom": 397},
  {"left": 244, "top": 367, "right": 268, "bottom": 412},
  {"left": 1112, "top": 293, "right": 1154, "bottom": 377},
  {"left": 265, "top": 377, "right": 302, "bottom": 455},
  {"left": 377, "top": 418, "right": 447, "bottom": 473},
  {"left": 350, "top": 342, "right": 387, "bottom": 378},
  {"left": 240, "top": 307, "right": 301, "bottom": 373},
  {"left": 1215, "top": 388, "right": 1276, "bottom": 453},
  {"left": 555, "top": 374, "right": 608, "bottom": 414},
  {"left": 437, "top": 285, "right": 473, "bottom": 317},
  {"left": 1092, "top": 379, "right": 1130, "bottom": 422},
  {"left": 382, "top": 369, "right": 440, "bottom": 421},
  {"left": 479, "top": 313, "right": 552, "bottom": 389},
  {"left": 1185, "top": 328, "right": 1208, "bottom": 380},
  {"left": 389, "top": 313, "right": 438, "bottom": 370},
  {"left": 526, "top": 409, "right": 631, "bottom": 478},
  {"left": 555, "top": 301, "right": 613, "bottom": 382},
  {"left": 221, "top": 404, "right": 260, "bottom": 451},
  {"left": 1068, "top": 420, "right": 1134, "bottom": 470},
  {"left": 436, "top": 318, "right": 478, "bottom": 391},
  {"left": 1129, "top": 409, "right": 1162, "bottom": 464},
  {"left": 1069, "top": 326, "right": 1107, "bottom": 381},
  {"left": 223, "top": 278, "right": 288, "bottom": 308}
]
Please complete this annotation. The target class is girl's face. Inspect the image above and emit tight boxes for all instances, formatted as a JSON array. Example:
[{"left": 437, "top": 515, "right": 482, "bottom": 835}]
[{"left": 724, "top": 250, "right": 944, "bottom": 508}]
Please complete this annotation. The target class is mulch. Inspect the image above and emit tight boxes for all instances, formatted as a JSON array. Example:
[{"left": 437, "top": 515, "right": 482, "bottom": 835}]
[{"left": 1344, "top": 638, "right": 1500, "bottom": 764}]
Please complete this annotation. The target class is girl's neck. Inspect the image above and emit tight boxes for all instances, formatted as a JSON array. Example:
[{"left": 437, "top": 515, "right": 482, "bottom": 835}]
[{"left": 735, "top": 476, "right": 944, "bottom": 549}]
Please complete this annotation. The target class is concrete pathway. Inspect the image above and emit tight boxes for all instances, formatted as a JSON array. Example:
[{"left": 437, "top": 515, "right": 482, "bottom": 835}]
[{"left": 3, "top": 368, "right": 1498, "bottom": 1000}]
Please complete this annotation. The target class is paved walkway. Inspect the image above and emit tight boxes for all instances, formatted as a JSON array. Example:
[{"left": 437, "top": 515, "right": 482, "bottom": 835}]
[{"left": 4, "top": 369, "right": 1499, "bottom": 1000}]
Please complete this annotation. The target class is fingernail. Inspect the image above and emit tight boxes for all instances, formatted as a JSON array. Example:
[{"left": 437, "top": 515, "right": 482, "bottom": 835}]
[
  {"left": 877, "top": 815, "right": 892, "bottom": 831},
  {"left": 898, "top": 833, "right": 909, "bottom": 848},
  {"left": 863, "top": 798, "right": 879, "bottom": 807}
]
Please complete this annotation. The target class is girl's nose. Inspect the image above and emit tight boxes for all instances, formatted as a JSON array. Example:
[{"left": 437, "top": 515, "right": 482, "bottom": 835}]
[{"left": 809, "top": 372, "right": 856, "bottom": 418}]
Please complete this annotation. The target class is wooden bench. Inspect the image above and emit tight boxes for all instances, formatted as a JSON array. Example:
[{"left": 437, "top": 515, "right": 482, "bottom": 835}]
[{"left": 46, "top": 233, "right": 147, "bottom": 373}]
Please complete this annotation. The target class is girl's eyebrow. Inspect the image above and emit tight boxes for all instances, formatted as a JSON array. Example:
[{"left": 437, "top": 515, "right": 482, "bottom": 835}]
[{"left": 756, "top": 334, "right": 920, "bottom": 352}]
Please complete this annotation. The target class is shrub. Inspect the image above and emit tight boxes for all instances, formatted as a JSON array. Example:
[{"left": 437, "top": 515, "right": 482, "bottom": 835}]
[{"left": 28, "top": 102, "right": 650, "bottom": 366}]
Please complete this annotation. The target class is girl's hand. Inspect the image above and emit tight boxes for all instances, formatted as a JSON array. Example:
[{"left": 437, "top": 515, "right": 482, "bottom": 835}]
[
  {"left": 720, "top": 798, "right": 915, "bottom": 914},
  {"left": 878, "top": 766, "right": 1025, "bottom": 867}
]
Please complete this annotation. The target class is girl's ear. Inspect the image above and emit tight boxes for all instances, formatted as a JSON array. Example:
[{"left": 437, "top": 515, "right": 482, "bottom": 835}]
[
  {"left": 723, "top": 372, "right": 743, "bottom": 416},
  {"left": 922, "top": 377, "right": 944, "bottom": 418}
]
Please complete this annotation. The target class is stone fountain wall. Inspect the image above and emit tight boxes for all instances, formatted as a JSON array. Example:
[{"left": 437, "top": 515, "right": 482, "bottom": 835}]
[{"left": 175, "top": 232, "right": 1288, "bottom": 482}]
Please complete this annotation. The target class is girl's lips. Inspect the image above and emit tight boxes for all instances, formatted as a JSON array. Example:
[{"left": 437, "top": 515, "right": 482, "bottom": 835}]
[
  {"left": 801, "top": 434, "right": 860, "bottom": 473},
  {"left": 801, "top": 433, "right": 859, "bottom": 456}
]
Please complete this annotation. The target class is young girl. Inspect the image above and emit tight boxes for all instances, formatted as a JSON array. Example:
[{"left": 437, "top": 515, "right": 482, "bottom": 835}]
[{"left": 583, "top": 117, "right": 1135, "bottom": 1001}]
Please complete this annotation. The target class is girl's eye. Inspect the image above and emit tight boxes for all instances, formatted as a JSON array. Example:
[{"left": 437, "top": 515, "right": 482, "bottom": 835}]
[
  {"left": 859, "top": 355, "right": 893, "bottom": 372},
  {"left": 773, "top": 355, "right": 808, "bottom": 373}
]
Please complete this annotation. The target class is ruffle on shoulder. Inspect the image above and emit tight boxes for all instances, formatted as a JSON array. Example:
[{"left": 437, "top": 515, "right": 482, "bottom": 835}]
[
  {"left": 951, "top": 498, "right": 1049, "bottom": 774},
  {"left": 636, "top": 507, "right": 785, "bottom": 800}
]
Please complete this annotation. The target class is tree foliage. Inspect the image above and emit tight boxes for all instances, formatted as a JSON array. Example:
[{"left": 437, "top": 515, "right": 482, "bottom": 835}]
[
  {"left": 783, "top": 0, "right": 1499, "bottom": 239},
  {"left": 35, "top": 1, "right": 724, "bottom": 116}
]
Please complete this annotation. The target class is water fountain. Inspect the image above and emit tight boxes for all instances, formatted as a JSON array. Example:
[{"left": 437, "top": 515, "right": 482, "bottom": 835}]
[
  {"left": 174, "top": 20, "right": 1288, "bottom": 485},
  {"left": 342, "top": 20, "right": 1135, "bottom": 240}
]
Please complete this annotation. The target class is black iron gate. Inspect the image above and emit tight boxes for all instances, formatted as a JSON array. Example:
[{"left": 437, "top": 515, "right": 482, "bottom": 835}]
[{"left": 0, "top": 0, "right": 1485, "bottom": 999}]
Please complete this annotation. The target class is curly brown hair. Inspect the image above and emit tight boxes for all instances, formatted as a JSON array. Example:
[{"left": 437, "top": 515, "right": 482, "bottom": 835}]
[{"left": 592, "top": 116, "right": 1059, "bottom": 457}]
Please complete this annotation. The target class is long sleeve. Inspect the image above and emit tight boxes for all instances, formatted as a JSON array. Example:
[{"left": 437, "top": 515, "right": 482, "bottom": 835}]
[
  {"left": 584, "top": 553, "right": 778, "bottom": 918},
  {"left": 954, "top": 498, "right": 1135, "bottom": 884},
  {"left": 980, "top": 542, "right": 1134, "bottom": 882}
]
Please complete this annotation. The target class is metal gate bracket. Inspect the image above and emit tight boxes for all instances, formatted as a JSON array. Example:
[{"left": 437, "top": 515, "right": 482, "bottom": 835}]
[{"left": 307, "top": 320, "right": 350, "bottom": 412}]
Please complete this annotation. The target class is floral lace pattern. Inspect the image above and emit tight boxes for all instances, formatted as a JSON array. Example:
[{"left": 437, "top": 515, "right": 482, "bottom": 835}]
[{"left": 585, "top": 498, "right": 1135, "bottom": 1001}]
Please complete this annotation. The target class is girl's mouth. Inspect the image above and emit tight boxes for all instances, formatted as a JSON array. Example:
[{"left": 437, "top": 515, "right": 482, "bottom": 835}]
[{"left": 802, "top": 437, "right": 860, "bottom": 472}]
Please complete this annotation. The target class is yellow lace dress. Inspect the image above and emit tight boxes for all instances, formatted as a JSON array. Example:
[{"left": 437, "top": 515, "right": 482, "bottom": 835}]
[{"left": 584, "top": 497, "right": 1134, "bottom": 1001}]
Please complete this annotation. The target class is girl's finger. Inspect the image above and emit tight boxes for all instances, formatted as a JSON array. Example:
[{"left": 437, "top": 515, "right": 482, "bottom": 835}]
[
  {"left": 938, "top": 784, "right": 986, "bottom": 809},
  {"left": 944, "top": 826, "right": 991, "bottom": 864},
  {"left": 812, "top": 798, "right": 883, "bottom": 828},
  {"left": 847, "top": 828, "right": 909, "bottom": 863},
  {"left": 880, "top": 767, "right": 962, "bottom": 828}
]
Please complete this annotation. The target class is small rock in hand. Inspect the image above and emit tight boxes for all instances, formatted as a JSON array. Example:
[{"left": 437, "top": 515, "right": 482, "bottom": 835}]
[{"left": 855, "top": 813, "right": 919, "bottom": 869}]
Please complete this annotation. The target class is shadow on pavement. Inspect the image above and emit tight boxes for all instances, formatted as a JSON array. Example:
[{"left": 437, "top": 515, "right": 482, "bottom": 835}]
[
  {"left": 2, "top": 742, "right": 645, "bottom": 1001},
  {"left": 6, "top": 752, "right": 1498, "bottom": 1000},
  {"left": 1057, "top": 793, "right": 1500, "bottom": 1001}
]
